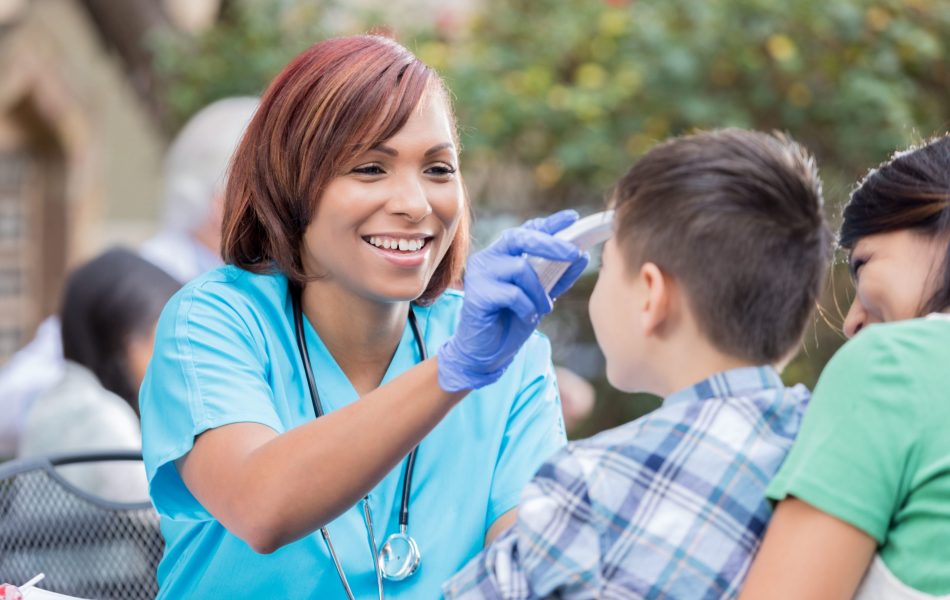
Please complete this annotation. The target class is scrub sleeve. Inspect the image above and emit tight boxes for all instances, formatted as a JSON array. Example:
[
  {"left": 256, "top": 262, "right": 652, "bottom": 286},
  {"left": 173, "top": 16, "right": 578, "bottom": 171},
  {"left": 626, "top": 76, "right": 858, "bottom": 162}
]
[{"left": 142, "top": 275, "right": 285, "bottom": 519}]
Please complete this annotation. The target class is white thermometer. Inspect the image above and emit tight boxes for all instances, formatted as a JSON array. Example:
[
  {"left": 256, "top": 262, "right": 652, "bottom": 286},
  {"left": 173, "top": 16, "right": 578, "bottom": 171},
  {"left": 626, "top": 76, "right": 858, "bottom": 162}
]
[{"left": 528, "top": 210, "right": 615, "bottom": 293}]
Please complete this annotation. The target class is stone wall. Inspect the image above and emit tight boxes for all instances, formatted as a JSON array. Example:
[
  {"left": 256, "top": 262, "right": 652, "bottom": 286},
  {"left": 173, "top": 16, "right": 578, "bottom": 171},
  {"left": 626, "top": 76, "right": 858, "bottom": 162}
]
[{"left": 0, "top": 0, "right": 165, "bottom": 355}]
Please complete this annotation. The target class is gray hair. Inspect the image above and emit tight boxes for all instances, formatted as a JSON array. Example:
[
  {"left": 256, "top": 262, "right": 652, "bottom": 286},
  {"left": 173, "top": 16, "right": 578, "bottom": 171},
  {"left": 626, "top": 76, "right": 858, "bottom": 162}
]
[{"left": 161, "top": 97, "right": 259, "bottom": 233}]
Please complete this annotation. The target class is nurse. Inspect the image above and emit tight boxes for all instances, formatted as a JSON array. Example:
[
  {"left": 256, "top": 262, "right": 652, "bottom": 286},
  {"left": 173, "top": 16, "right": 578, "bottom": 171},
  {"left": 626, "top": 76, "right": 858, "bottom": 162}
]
[{"left": 139, "top": 35, "right": 588, "bottom": 599}]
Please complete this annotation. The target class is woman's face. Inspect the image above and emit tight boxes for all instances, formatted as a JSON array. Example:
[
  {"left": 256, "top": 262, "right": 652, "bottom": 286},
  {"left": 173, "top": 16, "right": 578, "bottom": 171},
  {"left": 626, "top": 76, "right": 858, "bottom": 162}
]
[
  {"left": 843, "top": 229, "right": 947, "bottom": 337},
  {"left": 301, "top": 90, "right": 463, "bottom": 303}
]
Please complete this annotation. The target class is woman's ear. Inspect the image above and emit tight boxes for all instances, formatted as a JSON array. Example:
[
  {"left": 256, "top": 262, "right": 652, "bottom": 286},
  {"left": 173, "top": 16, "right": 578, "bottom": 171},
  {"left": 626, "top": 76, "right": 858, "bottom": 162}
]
[{"left": 639, "top": 262, "right": 670, "bottom": 337}]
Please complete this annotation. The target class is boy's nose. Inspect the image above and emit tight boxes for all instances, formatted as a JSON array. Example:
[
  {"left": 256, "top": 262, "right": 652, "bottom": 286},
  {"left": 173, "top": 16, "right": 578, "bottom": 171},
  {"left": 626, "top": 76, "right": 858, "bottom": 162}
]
[{"left": 842, "top": 299, "right": 866, "bottom": 338}]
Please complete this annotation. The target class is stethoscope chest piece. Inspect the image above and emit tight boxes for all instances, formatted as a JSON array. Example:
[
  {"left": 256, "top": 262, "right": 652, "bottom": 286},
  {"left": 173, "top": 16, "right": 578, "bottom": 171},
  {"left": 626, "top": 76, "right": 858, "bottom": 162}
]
[{"left": 378, "top": 531, "right": 421, "bottom": 581}]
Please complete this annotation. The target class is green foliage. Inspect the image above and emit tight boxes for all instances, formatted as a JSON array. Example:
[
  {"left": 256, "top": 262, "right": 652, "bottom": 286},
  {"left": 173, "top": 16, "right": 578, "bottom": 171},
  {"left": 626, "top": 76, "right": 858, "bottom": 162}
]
[
  {"left": 427, "top": 0, "right": 950, "bottom": 197},
  {"left": 152, "top": 0, "right": 338, "bottom": 131},
  {"left": 156, "top": 0, "right": 950, "bottom": 194}
]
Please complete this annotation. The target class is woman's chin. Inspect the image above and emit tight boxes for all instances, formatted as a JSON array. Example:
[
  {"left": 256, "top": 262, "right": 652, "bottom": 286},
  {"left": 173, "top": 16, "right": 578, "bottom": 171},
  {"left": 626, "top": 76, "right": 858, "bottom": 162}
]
[{"left": 366, "top": 282, "right": 430, "bottom": 304}]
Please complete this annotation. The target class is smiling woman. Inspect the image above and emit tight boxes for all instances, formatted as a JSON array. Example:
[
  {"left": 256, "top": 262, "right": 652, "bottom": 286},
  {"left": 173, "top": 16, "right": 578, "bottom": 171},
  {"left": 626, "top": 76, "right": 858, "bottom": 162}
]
[
  {"left": 138, "top": 35, "right": 588, "bottom": 600},
  {"left": 741, "top": 134, "right": 950, "bottom": 599}
]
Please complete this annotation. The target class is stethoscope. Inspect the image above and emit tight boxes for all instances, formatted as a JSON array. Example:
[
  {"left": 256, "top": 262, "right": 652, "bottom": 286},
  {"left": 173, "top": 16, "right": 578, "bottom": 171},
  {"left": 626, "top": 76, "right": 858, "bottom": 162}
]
[{"left": 291, "top": 284, "right": 423, "bottom": 600}]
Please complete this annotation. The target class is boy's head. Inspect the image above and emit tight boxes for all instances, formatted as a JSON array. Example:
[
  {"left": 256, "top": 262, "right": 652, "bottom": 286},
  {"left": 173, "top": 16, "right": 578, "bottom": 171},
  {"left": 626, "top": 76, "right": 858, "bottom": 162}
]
[{"left": 590, "top": 129, "right": 831, "bottom": 393}]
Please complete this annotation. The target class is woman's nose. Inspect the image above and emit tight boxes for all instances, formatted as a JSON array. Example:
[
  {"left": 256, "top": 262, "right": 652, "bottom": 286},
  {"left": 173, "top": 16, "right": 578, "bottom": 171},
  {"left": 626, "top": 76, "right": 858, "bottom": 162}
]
[
  {"left": 387, "top": 175, "right": 432, "bottom": 223},
  {"left": 843, "top": 299, "right": 866, "bottom": 338}
]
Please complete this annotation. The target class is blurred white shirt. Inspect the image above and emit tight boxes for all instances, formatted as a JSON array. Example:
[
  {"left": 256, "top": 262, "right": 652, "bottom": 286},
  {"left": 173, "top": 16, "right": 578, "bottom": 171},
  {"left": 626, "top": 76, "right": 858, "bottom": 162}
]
[
  {"left": 18, "top": 361, "right": 147, "bottom": 503},
  {"left": 0, "top": 317, "right": 64, "bottom": 457},
  {"left": 139, "top": 230, "right": 222, "bottom": 285}
]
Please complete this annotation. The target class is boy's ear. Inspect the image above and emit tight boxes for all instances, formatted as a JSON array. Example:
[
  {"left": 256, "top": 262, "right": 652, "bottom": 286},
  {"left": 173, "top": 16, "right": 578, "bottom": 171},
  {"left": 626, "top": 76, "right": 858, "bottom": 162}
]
[{"left": 639, "top": 262, "right": 669, "bottom": 337}]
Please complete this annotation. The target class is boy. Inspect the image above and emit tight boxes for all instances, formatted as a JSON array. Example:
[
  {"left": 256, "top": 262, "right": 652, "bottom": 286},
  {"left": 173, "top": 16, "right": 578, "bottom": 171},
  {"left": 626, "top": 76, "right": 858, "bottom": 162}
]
[{"left": 444, "top": 129, "right": 831, "bottom": 599}]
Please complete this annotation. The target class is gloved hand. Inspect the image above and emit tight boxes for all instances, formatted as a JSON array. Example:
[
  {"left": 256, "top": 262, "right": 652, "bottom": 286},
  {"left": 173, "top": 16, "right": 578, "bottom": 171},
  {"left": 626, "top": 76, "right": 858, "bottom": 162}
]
[{"left": 438, "top": 210, "right": 590, "bottom": 392}]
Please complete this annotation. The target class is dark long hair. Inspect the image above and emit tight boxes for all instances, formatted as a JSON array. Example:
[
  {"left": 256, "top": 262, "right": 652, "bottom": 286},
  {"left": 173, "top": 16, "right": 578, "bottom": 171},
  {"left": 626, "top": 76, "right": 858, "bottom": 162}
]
[
  {"left": 60, "top": 248, "right": 181, "bottom": 412},
  {"left": 841, "top": 134, "right": 950, "bottom": 315}
]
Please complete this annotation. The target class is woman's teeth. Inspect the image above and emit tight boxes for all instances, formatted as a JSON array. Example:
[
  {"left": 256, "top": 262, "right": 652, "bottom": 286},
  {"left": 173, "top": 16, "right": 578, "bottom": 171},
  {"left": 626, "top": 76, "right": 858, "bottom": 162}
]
[{"left": 367, "top": 236, "right": 426, "bottom": 252}]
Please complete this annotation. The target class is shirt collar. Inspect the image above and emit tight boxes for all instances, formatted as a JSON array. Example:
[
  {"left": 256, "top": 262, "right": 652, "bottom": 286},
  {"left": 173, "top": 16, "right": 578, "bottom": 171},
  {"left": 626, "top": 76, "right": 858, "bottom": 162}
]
[{"left": 662, "top": 366, "right": 784, "bottom": 408}]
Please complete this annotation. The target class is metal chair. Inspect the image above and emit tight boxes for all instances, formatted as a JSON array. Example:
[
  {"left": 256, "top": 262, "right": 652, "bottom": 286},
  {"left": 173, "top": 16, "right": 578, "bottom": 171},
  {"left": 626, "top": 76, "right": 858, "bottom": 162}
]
[{"left": 0, "top": 451, "right": 163, "bottom": 599}]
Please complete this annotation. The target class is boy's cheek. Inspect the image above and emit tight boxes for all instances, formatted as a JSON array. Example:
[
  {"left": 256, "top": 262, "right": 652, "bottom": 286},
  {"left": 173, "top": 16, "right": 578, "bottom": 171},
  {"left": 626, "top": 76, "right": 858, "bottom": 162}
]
[
  {"left": 588, "top": 280, "right": 611, "bottom": 351},
  {"left": 590, "top": 288, "right": 631, "bottom": 390}
]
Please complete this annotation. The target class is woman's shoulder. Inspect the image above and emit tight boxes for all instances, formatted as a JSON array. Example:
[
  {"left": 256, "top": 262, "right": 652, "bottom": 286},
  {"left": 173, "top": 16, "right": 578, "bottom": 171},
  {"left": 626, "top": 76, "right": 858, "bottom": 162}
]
[
  {"left": 164, "top": 265, "right": 288, "bottom": 324},
  {"left": 834, "top": 316, "right": 950, "bottom": 369},
  {"left": 813, "top": 316, "right": 950, "bottom": 418},
  {"left": 177, "top": 264, "right": 286, "bottom": 303}
]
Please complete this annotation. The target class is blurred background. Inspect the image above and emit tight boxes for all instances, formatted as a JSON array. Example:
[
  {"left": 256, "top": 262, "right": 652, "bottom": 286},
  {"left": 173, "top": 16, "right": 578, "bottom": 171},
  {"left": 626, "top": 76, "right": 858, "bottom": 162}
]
[{"left": 1, "top": 0, "right": 949, "bottom": 442}]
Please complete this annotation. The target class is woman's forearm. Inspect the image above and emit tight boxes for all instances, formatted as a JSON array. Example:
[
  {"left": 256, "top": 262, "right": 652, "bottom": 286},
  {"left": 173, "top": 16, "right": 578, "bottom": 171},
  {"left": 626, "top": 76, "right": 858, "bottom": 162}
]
[
  {"left": 740, "top": 497, "right": 876, "bottom": 599},
  {"left": 179, "top": 357, "right": 467, "bottom": 553}
]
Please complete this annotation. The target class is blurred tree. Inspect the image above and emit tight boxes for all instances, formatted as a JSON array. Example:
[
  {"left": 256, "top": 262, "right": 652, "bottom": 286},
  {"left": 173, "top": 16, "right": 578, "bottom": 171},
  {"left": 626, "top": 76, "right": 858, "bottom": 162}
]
[
  {"left": 429, "top": 0, "right": 950, "bottom": 203},
  {"left": 152, "top": 0, "right": 338, "bottom": 131},
  {"left": 153, "top": 0, "right": 950, "bottom": 435}
]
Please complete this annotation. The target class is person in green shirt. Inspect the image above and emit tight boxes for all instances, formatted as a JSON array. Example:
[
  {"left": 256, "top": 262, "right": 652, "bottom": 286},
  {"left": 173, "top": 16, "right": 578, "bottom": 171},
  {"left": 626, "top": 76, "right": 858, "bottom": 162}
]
[{"left": 741, "top": 134, "right": 950, "bottom": 599}]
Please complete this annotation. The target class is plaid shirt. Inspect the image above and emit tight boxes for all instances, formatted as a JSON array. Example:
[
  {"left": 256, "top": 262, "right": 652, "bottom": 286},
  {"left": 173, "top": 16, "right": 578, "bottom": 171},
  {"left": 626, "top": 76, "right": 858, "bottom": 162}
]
[{"left": 444, "top": 366, "right": 808, "bottom": 599}]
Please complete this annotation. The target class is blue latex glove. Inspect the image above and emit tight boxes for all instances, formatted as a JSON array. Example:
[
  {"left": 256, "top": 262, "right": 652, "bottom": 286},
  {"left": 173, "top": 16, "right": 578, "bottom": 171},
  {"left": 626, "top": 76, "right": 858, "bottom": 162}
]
[{"left": 438, "top": 210, "right": 590, "bottom": 392}]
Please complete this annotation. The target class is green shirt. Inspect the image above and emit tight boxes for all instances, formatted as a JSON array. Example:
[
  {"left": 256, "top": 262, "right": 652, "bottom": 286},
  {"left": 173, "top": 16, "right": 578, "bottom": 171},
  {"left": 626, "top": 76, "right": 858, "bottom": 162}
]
[{"left": 768, "top": 315, "right": 950, "bottom": 595}]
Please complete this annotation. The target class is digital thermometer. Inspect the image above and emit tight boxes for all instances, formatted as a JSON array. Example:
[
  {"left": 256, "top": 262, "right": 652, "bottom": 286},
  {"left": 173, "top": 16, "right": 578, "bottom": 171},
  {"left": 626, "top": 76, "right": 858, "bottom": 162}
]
[{"left": 528, "top": 209, "right": 615, "bottom": 293}]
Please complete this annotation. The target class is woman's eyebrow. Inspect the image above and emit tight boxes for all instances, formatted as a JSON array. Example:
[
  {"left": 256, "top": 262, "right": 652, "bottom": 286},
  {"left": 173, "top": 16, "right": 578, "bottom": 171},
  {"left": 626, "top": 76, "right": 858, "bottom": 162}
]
[
  {"left": 424, "top": 142, "right": 455, "bottom": 158},
  {"left": 370, "top": 144, "right": 398, "bottom": 156},
  {"left": 368, "top": 142, "right": 456, "bottom": 157}
]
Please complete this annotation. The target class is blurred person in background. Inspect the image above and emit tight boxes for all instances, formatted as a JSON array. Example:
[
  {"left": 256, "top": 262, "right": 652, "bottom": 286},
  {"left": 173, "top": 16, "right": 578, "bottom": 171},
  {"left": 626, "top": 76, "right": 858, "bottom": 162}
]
[
  {"left": 140, "top": 96, "right": 259, "bottom": 283},
  {"left": 0, "top": 97, "right": 258, "bottom": 458},
  {"left": 17, "top": 248, "right": 181, "bottom": 502}
]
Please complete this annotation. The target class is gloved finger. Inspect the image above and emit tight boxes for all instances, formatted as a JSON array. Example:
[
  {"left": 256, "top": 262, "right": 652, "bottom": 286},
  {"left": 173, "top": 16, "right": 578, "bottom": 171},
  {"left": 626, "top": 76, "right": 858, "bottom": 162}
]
[
  {"left": 470, "top": 255, "right": 551, "bottom": 318},
  {"left": 477, "top": 281, "right": 538, "bottom": 322},
  {"left": 550, "top": 252, "right": 590, "bottom": 299},
  {"left": 509, "top": 259, "right": 554, "bottom": 316},
  {"left": 522, "top": 209, "right": 579, "bottom": 235},
  {"left": 496, "top": 227, "right": 580, "bottom": 262}
]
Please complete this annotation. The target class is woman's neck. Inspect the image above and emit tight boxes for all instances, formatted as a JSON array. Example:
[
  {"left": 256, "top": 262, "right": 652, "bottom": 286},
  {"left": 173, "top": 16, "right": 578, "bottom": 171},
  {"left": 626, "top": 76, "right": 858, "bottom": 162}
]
[{"left": 301, "top": 282, "right": 410, "bottom": 395}]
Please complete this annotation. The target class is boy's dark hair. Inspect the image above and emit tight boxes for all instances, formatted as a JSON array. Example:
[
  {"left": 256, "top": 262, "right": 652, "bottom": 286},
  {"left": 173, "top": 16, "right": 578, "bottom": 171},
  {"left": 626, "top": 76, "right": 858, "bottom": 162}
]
[
  {"left": 60, "top": 248, "right": 181, "bottom": 413},
  {"left": 612, "top": 128, "right": 831, "bottom": 363},
  {"left": 841, "top": 133, "right": 950, "bottom": 315}
]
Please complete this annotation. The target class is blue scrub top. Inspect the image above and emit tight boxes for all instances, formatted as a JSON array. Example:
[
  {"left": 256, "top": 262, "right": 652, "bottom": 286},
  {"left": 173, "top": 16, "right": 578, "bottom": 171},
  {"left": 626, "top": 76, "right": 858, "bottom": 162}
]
[{"left": 140, "top": 266, "right": 567, "bottom": 599}]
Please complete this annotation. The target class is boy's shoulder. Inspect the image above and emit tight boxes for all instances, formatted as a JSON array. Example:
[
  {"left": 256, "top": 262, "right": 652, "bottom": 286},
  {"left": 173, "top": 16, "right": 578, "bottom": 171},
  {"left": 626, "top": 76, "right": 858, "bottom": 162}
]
[{"left": 539, "top": 374, "right": 809, "bottom": 492}]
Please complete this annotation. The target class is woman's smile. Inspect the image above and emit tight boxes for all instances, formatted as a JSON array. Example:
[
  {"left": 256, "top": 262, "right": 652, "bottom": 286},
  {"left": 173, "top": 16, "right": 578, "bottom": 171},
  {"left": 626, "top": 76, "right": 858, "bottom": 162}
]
[{"left": 363, "top": 233, "right": 435, "bottom": 268}]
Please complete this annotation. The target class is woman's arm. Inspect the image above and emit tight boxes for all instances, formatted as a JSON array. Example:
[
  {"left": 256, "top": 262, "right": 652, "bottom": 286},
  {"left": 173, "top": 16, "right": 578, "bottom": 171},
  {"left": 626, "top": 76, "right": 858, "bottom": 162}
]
[
  {"left": 486, "top": 509, "right": 517, "bottom": 544},
  {"left": 179, "top": 358, "right": 463, "bottom": 554},
  {"left": 740, "top": 497, "right": 877, "bottom": 599},
  {"left": 177, "top": 212, "right": 588, "bottom": 554}
]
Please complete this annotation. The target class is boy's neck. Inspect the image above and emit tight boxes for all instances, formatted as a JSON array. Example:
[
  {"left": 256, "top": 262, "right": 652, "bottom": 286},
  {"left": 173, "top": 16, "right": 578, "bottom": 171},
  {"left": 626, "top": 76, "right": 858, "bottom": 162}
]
[{"left": 646, "top": 336, "right": 762, "bottom": 398}]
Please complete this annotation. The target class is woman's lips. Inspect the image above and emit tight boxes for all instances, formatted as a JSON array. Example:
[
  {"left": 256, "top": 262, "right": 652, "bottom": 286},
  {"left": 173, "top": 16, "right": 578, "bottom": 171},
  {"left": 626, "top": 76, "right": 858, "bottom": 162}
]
[{"left": 363, "top": 236, "right": 433, "bottom": 268}]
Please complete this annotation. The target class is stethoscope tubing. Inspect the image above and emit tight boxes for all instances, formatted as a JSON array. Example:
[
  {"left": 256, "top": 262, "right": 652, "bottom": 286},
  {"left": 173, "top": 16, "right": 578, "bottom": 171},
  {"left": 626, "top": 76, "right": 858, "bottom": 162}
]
[{"left": 290, "top": 284, "right": 424, "bottom": 598}]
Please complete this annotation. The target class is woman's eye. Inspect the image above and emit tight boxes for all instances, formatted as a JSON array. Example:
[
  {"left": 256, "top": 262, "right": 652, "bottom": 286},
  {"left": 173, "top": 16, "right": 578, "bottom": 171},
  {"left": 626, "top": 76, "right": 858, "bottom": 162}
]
[
  {"left": 351, "top": 164, "right": 385, "bottom": 176},
  {"left": 426, "top": 164, "right": 457, "bottom": 177},
  {"left": 850, "top": 256, "right": 867, "bottom": 280}
]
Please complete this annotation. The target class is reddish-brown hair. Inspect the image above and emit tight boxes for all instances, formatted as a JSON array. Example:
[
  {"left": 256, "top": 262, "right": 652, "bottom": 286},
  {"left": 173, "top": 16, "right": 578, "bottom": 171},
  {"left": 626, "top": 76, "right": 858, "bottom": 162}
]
[{"left": 222, "top": 35, "right": 469, "bottom": 304}]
